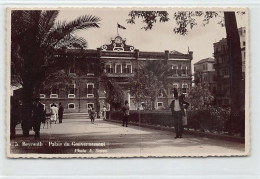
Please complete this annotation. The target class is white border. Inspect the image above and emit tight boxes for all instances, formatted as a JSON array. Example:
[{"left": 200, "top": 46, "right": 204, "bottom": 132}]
[{"left": 2, "top": 3, "right": 259, "bottom": 179}]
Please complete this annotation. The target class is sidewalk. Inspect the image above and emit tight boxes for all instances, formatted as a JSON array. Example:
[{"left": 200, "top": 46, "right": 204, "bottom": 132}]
[{"left": 10, "top": 118, "right": 245, "bottom": 156}]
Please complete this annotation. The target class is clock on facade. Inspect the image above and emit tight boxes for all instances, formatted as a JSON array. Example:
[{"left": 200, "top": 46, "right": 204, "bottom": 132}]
[{"left": 115, "top": 36, "right": 122, "bottom": 44}]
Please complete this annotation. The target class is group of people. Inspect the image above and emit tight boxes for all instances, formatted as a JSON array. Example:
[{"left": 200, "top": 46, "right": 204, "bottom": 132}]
[
  {"left": 30, "top": 99, "right": 64, "bottom": 139},
  {"left": 11, "top": 89, "right": 188, "bottom": 140},
  {"left": 50, "top": 103, "right": 64, "bottom": 124}
]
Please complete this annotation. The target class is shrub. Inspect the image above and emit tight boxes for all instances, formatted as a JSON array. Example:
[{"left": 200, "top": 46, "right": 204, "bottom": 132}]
[{"left": 107, "top": 106, "right": 231, "bottom": 134}]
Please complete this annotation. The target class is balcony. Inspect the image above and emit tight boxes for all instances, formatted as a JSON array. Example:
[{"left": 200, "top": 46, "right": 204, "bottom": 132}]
[{"left": 105, "top": 73, "right": 134, "bottom": 78}]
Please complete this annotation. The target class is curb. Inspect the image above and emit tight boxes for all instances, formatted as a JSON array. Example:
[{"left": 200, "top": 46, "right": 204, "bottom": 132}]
[{"left": 104, "top": 119, "right": 245, "bottom": 144}]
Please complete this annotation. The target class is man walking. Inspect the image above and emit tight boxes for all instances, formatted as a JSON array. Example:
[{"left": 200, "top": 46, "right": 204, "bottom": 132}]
[
  {"left": 58, "top": 102, "right": 64, "bottom": 123},
  {"left": 122, "top": 100, "right": 130, "bottom": 127},
  {"left": 170, "top": 90, "right": 189, "bottom": 139},
  {"left": 32, "top": 98, "right": 45, "bottom": 140}
]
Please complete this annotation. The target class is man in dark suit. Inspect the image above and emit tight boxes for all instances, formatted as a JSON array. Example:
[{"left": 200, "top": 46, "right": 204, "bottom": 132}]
[
  {"left": 170, "top": 90, "right": 189, "bottom": 139},
  {"left": 32, "top": 98, "right": 45, "bottom": 140},
  {"left": 58, "top": 102, "right": 64, "bottom": 123}
]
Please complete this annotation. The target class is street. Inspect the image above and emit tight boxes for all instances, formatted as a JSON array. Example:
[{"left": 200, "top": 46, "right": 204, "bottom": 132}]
[{"left": 10, "top": 114, "right": 245, "bottom": 156}]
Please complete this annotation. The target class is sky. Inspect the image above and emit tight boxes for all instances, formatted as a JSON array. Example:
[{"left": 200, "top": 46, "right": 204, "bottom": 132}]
[{"left": 56, "top": 8, "right": 247, "bottom": 66}]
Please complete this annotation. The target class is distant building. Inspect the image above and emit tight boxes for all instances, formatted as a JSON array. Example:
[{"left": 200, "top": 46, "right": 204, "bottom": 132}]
[
  {"left": 14, "top": 36, "right": 193, "bottom": 112},
  {"left": 194, "top": 57, "right": 216, "bottom": 94},
  {"left": 213, "top": 27, "right": 246, "bottom": 106}
]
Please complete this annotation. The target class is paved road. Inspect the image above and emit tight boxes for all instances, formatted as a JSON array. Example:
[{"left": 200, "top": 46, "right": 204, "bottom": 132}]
[{"left": 10, "top": 117, "right": 245, "bottom": 157}]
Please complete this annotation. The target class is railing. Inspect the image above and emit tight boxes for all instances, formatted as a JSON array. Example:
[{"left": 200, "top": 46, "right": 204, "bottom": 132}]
[{"left": 105, "top": 73, "right": 134, "bottom": 77}]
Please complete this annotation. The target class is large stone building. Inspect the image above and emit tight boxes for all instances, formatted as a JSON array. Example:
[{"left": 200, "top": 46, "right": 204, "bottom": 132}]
[
  {"left": 213, "top": 27, "right": 246, "bottom": 106},
  {"left": 38, "top": 35, "right": 193, "bottom": 113},
  {"left": 194, "top": 57, "right": 216, "bottom": 94}
]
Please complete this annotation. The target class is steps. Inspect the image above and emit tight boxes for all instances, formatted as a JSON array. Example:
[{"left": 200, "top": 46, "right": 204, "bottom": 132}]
[{"left": 63, "top": 113, "right": 89, "bottom": 119}]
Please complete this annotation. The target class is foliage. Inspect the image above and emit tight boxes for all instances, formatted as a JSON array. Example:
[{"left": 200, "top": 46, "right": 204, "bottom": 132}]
[
  {"left": 102, "top": 76, "right": 124, "bottom": 110},
  {"left": 127, "top": 10, "right": 244, "bottom": 35},
  {"left": 187, "top": 106, "right": 231, "bottom": 133},
  {"left": 127, "top": 11, "right": 169, "bottom": 31},
  {"left": 129, "top": 60, "right": 169, "bottom": 110},
  {"left": 186, "top": 85, "right": 214, "bottom": 110},
  {"left": 11, "top": 10, "right": 100, "bottom": 94},
  {"left": 107, "top": 106, "right": 232, "bottom": 134}
]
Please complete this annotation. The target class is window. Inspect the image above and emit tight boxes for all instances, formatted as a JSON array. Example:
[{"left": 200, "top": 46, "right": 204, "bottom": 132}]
[
  {"left": 181, "top": 66, "right": 188, "bottom": 76},
  {"left": 157, "top": 102, "right": 163, "bottom": 108},
  {"left": 39, "top": 87, "right": 45, "bottom": 98},
  {"left": 50, "top": 86, "right": 58, "bottom": 98},
  {"left": 243, "top": 41, "right": 246, "bottom": 46},
  {"left": 87, "top": 63, "right": 94, "bottom": 76},
  {"left": 69, "top": 67, "right": 75, "bottom": 74},
  {"left": 171, "top": 65, "right": 178, "bottom": 76},
  {"left": 68, "top": 84, "right": 76, "bottom": 98},
  {"left": 87, "top": 103, "right": 94, "bottom": 109},
  {"left": 124, "top": 64, "right": 132, "bottom": 73},
  {"left": 182, "top": 84, "right": 188, "bottom": 94},
  {"left": 105, "top": 64, "right": 113, "bottom": 73},
  {"left": 115, "top": 64, "right": 122, "bottom": 74},
  {"left": 42, "top": 103, "right": 45, "bottom": 110},
  {"left": 141, "top": 102, "right": 145, "bottom": 110},
  {"left": 203, "top": 64, "right": 208, "bottom": 70},
  {"left": 68, "top": 103, "right": 75, "bottom": 109},
  {"left": 87, "top": 83, "right": 94, "bottom": 97}
]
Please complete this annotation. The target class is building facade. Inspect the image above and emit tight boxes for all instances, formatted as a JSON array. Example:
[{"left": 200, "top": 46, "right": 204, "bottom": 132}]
[
  {"left": 194, "top": 57, "right": 216, "bottom": 94},
  {"left": 213, "top": 27, "right": 246, "bottom": 106},
  {"left": 38, "top": 36, "right": 193, "bottom": 113}
]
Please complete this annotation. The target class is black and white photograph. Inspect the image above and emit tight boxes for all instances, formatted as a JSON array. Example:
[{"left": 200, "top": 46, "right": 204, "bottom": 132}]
[{"left": 7, "top": 7, "right": 249, "bottom": 158}]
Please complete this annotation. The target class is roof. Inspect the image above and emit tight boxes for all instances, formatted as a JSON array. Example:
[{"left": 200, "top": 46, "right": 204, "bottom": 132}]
[
  {"left": 194, "top": 57, "right": 214, "bottom": 65},
  {"left": 169, "top": 50, "right": 185, "bottom": 55}
]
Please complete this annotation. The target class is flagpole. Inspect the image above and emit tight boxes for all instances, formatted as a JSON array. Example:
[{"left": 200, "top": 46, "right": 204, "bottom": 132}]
[{"left": 117, "top": 23, "right": 119, "bottom": 36}]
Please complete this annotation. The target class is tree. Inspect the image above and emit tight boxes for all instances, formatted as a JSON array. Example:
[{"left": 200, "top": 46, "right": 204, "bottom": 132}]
[
  {"left": 130, "top": 60, "right": 168, "bottom": 110},
  {"left": 102, "top": 76, "right": 124, "bottom": 111},
  {"left": 11, "top": 10, "right": 100, "bottom": 135},
  {"left": 187, "top": 85, "right": 214, "bottom": 110},
  {"left": 127, "top": 10, "right": 245, "bottom": 135}
]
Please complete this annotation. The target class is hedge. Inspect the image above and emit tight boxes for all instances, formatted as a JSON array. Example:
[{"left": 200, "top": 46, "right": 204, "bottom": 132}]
[{"left": 106, "top": 106, "right": 231, "bottom": 134}]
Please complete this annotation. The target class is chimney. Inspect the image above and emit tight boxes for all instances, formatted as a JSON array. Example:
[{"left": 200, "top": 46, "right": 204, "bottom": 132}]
[
  {"left": 189, "top": 51, "right": 193, "bottom": 60},
  {"left": 165, "top": 50, "right": 169, "bottom": 60},
  {"left": 135, "top": 49, "right": 139, "bottom": 60}
]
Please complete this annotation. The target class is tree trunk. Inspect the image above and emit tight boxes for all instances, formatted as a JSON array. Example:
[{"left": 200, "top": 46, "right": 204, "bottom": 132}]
[
  {"left": 224, "top": 12, "right": 244, "bottom": 136},
  {"left": 21, "top": 80, "right": 34, "bottom": 136}
]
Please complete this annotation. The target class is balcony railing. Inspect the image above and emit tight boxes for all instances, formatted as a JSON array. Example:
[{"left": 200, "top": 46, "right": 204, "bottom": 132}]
[{"left": 105, "top": 73, "right": 134, "bottom": 77}]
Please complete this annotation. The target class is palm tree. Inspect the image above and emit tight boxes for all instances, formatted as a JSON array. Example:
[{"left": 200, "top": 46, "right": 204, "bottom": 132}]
[{"left": 11, "top": 10, "right": 100, "bottom": 135}]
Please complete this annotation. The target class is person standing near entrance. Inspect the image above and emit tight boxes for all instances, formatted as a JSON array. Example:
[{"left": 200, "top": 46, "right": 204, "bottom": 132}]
[
  {"left": 122, "top": 100, "right": 130, "bottom": 127},
  {"left": 89, "top": 106, "right": 95, "bottom": 124},
  {"left": 32, "top": 98, "right": 45, "bottom": 140},
  {"left": 58, "top": 102, "right": 64, "bottom": 123},
  {"left": 50, "top": 103, "right": 57, "bottom": 124},
  {"left": 102, "top": 105, "right": 107, "bottom": 120},
  {"left": 170, "top": 90, "right": 189, "bottom": 139}
]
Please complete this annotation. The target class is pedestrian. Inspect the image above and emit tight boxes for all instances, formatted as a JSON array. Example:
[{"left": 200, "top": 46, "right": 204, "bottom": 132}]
[
  {"left": 170, "top": 90, "right": 189, "bottom": 139},
  {"left": 89, "top": 106, "right": 95, "bottom": 124},
  {"left": 54, "top": 104, "right": 59, "bottom": 122},
  {"left": 32, "top": 98, "right": 45, "bottom": 140},
  {"left": 122, "top": 100, "right": 130, "bottom": 127},
  {"left": 58, "top": 102, "right": 64, "bottom": 123},
  {"left": 103, "top": 105, "right": 107, "bottom": 120},
  {"left": 50, "top": 103, "right": 57, "bottom": 124}
]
